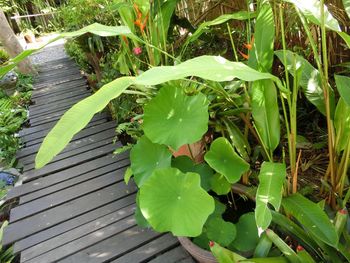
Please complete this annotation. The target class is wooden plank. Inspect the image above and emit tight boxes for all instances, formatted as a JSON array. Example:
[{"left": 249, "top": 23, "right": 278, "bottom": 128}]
[
  {"left": 31, "top": 89, "right": 90, "bottom": 106},
  {"left": 20, "top": 158, "right": 129, "bottom": 204},
  {"left": 36, "top": 69, "right": 81, "bottom": 80},
  {"left": 110, "top": 234, "right": 179, "bottom": 263},
  {"left": 23, "top": 118, "right": 107, "bottom": 148},
  {"left": 31, "top": 85, "right": 88, "bottom": 103},
  {"left": 31, "top": 80, "right": 88, "bottom": 98},
  {"left": 37, "top": 67, "right": 80, "bottom": 78},
  {"left": 148, "top": 246, "right": 195, "bottom": 263},
  {"left": 34, "top": 75, "right": 84, "bottom": 89},
  {"left": 22, "top": 133, "right": 116, "bottom": 171},
  {"left": 19, "top": 127, "right": 116, "bottom": 165},
  {"left": 23, "top": 217, "right": 142, "bottom": 263},
  {"left": 28, "top": 93, "right": 89, "bottom": 113},
  {"left": 21, "top": 204, "right": 136, "bottom": 261},
  {"left": 3, "top": 184, "right": 137, "bottom": 245},
  {"left": 12, "top": 168, "right": 126, "bottom": 222},
  {"left": 13, "top": 198, "right": 135, "bottom": 253},
  {"left": 17, "top": 121, "right": 116, "bottom": 158},
  {"left": 36, "top": 71, "right": 82, "bottom": 83},
  {"left": 19, "top": 112, "right": 107, "bottom": 137},
  {"left": 31, "top": 85, "right": 88, "bottom": 104},
  {"left": 7, "top": 153, "right": 126, "bottom": 200},
  {"left": 56, "top": 226, "right": 161, "bottom": 263},
  {"left": 22, "top": 142, "right": 118, "bottom": 181}
]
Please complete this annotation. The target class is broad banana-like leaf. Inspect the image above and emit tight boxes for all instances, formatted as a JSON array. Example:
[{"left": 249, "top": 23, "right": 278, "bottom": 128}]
[
  {"left": 249, "top": 2, "right": 280, "bottom": 154},
  {"left": 248, "top": 1, "right": 275, "bottom": 72},
  {"left": 343, "top": 0, "right": 350, "bottom": 19},
  {"left": 334, "top": 98, "right": 350, "bottom": 153},
  {"left": 36, "top": 55, "right": 286, "bottom": 168},
  {"left": 255, "top": 162, "right": 286, "bottom": 231},
  {"left": 35, "top": 77, "right": 135, "bottom": 168},
  {"left": 251, "top": 80, "right": 280, "bottom": 153},
  {"left": 283, "top": 0, "right": 340, "bottom": 32},
  {"left": 282, "top": 193, "right": 338, "bottom": 247},
  {"left": 284, "top": 0, "right": 350, "bottom": 49},
  {"left": 335, "top": 75, "right": 350, "bottom": 106},
  {"left": 135, "top": 55, "right": 285, "bottom": 90},
  {"left": 275, "top": 50, "right": 335, "bottom": 116}
]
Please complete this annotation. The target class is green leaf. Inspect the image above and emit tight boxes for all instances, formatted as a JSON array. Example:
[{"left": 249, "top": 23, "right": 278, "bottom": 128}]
[
  {"left": 231, "top": 212, "right": 259, "bottom": 252},
  {"left": 335, "top": 75, "right": 350, "bottom": 106},
  {"left": 135, "top": 56, "right": 286, "bottom": 92},
  {"left": 135, "top": 192, "right": 150, "bottom": 228},
  {"left": 275, "top": 50, "right": 335, "bottom": 116},
  {"left": 35, "top": 77, "right": 135, "bottom": 169},
  {"left": 248, "top": 1, "right": 275, "bottom": 72},
  {"left": 338, "top": 32, "right": 350, "bottom": 49},
  {"left": 36, "top": 54, "right": 286, "bottom": 168},
  {"left": 255, "top": 162, "right": 286, "bottom": 231},
  {"left": 251, "top": 80, "right": 280, "bottom": 153},
  {"left": 222, "top": 117, "right": 251, "bottom": 160},
  {"left": 124, "top": 167, "right": 133, "bottom": 185},
  {"left": 185, "top": 11, "right": 256, "bottom": 46},
  {"left": 210, "top": 242, "right": 246, "bottom": 263},
  {"left": 130, "top": 136, "right": 172, "bottom": 187},
  {"left": 143, "top": 86, "right": 209, "bottom": 150},
  {"left": 343, "top": 0, "right": 350, "bottom": 19},
  {"left": 211, "top": 173, "right": 231, "bottom": 195},
  {"left": 282, "top": 193, "right": 338, "bottom": 247},
  {"left": 139, "top": 167, "right": 214, "bottom": 237},
  {"left": 207, "top": 218, "right": 236, "bottom": 247},
  {"left": 172, "top": 156, "right": 213, "bottom": 191},
  {"left": 334, "top": 98, "right": 350, "bottom": 153},
  {"left": 205, "top": 137, "right": 250, "bottom": 184},
  {"left": 283, "top": 0, "right": 341, "bottom": 32}
]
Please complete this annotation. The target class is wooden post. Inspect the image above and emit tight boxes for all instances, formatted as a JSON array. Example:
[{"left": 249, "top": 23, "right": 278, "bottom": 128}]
[{"left": 0, "top": 9, "right": 36, "bottom": 75}]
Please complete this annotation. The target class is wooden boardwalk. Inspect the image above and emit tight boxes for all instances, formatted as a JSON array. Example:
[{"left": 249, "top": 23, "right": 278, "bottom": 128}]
[{"left": 3, "top": 57, "right": 194, "bottom": 263}]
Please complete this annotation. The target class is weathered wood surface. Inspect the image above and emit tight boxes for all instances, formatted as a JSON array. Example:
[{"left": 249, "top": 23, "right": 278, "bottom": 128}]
[{"left": 3, "top": 57, "right": 194, "bottom": 263}]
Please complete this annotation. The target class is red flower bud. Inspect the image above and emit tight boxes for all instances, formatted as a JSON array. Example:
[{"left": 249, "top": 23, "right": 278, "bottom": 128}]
[{"left": 209, "top": 241, "right": 215, "bottom": 247}]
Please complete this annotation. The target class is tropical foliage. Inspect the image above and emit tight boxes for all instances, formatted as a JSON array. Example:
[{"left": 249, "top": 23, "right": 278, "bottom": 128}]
[{"left": 1, "top": 0, "right": 350, "bottom": 262}]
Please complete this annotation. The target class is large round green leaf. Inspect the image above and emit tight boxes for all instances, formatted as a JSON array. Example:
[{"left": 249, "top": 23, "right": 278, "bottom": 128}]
[
  {"left": 172, "top": 156, "right": 213, "bottom": 191},
  {"left": 230, "top": 212, "right": 259, "bottom": 252},
  {"left": 204, "top": 137, "right": 250, "bottom": 183},
  {"left": 139, "top": 167, "right": 215, "bottom": 237},
  {"left": 143, "top": 86, "right": 209, "bottom": 150},
  {"left": 206, "top": 217, "right": 236, "bottom": 246},
  {"left": 210, "top": 173, "right": 231, "bottom": 195},
  {"left": 130, "top": 136, "right": 172, "bottom": 187}
]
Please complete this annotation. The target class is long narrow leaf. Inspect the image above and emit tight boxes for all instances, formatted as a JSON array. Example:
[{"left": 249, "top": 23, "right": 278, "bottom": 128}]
[
  {"left": 282, "top": 193, "right": 338, "bottom": 247},
  {"left": 35, "top": 77, "right": 135, "bottom": 168},
  {"left": 255, "top": 162, "right": 286, "bottom": 231}
]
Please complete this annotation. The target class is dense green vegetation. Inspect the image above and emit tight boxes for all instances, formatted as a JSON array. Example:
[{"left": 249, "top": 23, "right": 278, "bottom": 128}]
[{"left": 1, "top": 0, "right": 350, "bottom": 262}]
